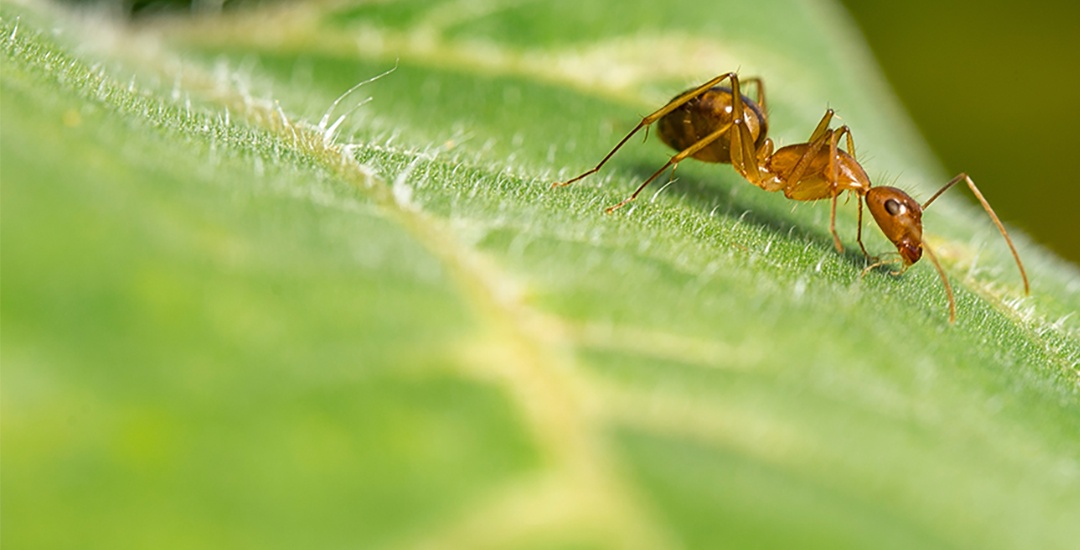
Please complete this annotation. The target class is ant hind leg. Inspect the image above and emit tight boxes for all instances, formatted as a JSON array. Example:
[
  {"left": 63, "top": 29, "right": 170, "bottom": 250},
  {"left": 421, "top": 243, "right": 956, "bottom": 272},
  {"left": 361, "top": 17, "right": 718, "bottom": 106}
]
[
  {"left": 605, "top": 120, "right": 736, "bottom": 212},
  {"left": 741, "top": 77, "right": 767, "bottom": 112},
  {"left": 553, "top": 72, "right": 742, "bottom": 189}
]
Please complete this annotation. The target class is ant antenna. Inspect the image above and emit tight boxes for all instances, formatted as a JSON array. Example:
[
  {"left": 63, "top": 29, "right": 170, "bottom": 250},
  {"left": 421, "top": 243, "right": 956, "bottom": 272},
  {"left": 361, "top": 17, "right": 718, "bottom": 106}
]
[{"left": 923, "top": 173, "right": 1029, "bottom": 295}]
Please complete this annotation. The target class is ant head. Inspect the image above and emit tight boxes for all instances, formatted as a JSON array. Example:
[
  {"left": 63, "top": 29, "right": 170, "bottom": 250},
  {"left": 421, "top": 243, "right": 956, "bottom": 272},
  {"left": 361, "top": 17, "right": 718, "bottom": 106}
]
[{"left": 866, "top": 186, "right": 924, "bottom": 265}]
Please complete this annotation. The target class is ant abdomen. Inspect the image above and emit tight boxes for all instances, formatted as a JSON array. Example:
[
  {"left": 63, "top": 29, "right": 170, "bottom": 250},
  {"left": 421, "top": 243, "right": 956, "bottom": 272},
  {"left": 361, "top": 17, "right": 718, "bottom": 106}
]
[{"left": 657, "top": 87, "right": 767, "bottom": 163}]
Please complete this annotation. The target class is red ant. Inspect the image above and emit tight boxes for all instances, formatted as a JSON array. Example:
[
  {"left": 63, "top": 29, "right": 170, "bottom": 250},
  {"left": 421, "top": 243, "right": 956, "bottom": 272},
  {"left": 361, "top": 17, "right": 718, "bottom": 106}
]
[{"left": 552, "top": 72, "right": 1029, "bottom": 323}]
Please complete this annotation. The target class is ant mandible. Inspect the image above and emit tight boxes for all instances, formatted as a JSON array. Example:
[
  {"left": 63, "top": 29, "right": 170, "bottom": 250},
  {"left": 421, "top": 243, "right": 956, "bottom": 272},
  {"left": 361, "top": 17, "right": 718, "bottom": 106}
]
[{"left": 552, "top": 72, "right": 1030, "bottom": 323}]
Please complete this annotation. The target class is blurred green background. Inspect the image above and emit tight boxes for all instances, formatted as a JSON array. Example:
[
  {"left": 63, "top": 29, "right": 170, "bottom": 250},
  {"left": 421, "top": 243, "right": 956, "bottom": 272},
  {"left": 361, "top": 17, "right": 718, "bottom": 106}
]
[{"left": 840, "top": 0, "right": 1080, "bottom": 264}]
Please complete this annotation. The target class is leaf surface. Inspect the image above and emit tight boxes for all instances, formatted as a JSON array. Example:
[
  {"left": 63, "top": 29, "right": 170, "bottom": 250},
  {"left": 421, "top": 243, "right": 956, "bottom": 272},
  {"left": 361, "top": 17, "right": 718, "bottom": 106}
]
[{"left": 2, "top": 2, "right": 1078, "bottom": 549}]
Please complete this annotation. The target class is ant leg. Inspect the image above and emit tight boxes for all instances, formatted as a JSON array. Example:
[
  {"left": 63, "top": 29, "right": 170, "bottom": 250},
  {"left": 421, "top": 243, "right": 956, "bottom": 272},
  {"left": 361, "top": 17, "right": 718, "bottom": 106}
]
[
  {"left": 833, "top": 125, "right": 868, "bottom": 258},
  {"left": 825, "top": 126, "right": 852, "bottom": 253},
  {"left": 781, "top": 110, "right": 836, "bottom": 189},
  {"left": 861, "top": 247, "right": 956, "bottom": 323},
  {"left": 921, "top": 173, "right": 1029, "bottom": 294},
  {"left": 728, "top": 76, "right": 770, "bottom": 185},
  {"left": 860, "top": 254, "right": 904, "bottom": 278},
  {"left": 808, "top": 108, "right": 836, "bottom": 144},
  {"left": 742, "top": 77, "right": 767, "bottom": 112},
  {"left": 843, "top": 126, "right": 857, "bottom": 162},
  {"left": 829, "top": 193, "right": 843, "bottom": 253},
  {"left": 856, "top": 193, "right": 871, "bottom": 259},
  {"left": 553, "top": 72, "right": 740, "bottom": 188},
  {"left": 605, "top": 121, "right": 735, "bottom": 212}
]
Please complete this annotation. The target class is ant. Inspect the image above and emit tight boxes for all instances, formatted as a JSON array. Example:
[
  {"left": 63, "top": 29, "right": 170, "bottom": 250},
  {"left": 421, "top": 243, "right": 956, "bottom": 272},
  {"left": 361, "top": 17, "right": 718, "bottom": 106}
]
[{"left": 552, "top": 72, "right": 1029, "bottom": 323}]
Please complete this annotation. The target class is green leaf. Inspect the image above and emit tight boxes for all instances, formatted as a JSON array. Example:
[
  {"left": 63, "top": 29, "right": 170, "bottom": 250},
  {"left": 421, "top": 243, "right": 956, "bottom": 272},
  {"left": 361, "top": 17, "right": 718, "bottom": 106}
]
[{"left": 2, "top": 2, "right": 1078, "bottom": 549}]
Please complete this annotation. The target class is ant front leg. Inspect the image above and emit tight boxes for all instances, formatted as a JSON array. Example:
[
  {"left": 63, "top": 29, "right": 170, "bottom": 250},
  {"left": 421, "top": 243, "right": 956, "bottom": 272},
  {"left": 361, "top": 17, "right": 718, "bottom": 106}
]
[
  {"left": 855, "top": 190, "right": 869, "bottom": 260},
  {"left": 552, "top": 72, "right": 741, "bottom": 189},
  {"left": 861, "top": 249, "right": 957, "bottom": 324},
  {"left": 860, "top": 253, "right": 906, "bottom": 278}
]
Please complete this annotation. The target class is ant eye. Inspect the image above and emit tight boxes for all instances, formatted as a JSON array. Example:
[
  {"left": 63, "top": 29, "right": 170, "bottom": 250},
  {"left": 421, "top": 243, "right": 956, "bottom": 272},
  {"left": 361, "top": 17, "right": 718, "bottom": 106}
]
[{"left": 884, "top": 198, "right": 905, "bottom": 216}]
